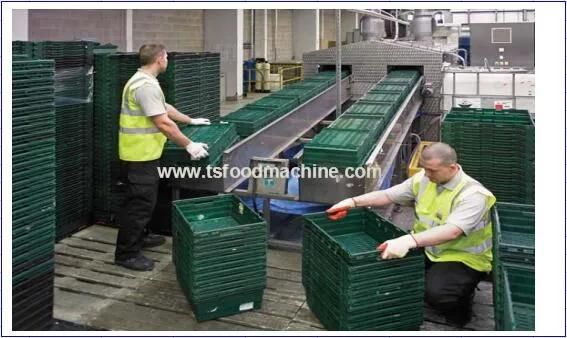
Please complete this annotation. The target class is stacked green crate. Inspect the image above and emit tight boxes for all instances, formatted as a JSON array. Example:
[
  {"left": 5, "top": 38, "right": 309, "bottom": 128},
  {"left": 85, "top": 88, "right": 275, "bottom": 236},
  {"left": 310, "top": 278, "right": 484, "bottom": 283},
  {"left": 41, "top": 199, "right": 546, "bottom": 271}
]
[
  {"left": 302, "top": 70, "right": 419, "bottom": 169},
  {"left": 302, "top": 208, "right": 424, "bottom": 330},
  {"left": 172, "top": 195, "right": 267, "bottom": 321},
  {"left": 36, "top": 41, "right": 99, "bottom": 239},
  {"left": 54, "top": 100, "right": 93, "bottom": 239},
  {"left": 33, "top": 41, "right": 99, "bottom": 99},
  {"left": 223, "top": 70, "right": 348, "bottom": 138},
  {"left": 12, "top": 59, "right": 56, "bottom": 330},
  {"left": 93, "top": 52, "right": 139, "bottom": 224},
  {"left": 158, "top": 52, "right": 203, "bottom": 118},
  {"left": 492, "top": 203, "right": 534, "bottom": 331},
  {"left": 12, "top": 40, "right": 34, "bottom": 59},
  {"left": 162, "top": 122, "right": 239, "bottom": 167},
  {"left": 200, "top": 52, "right": 221, "bottom": 120},
  {"left": 442, "top": 108, "right": 535, "bottom": 204},
  {"left": 158, "top": 52, "right": 221, "bottom": 121}
]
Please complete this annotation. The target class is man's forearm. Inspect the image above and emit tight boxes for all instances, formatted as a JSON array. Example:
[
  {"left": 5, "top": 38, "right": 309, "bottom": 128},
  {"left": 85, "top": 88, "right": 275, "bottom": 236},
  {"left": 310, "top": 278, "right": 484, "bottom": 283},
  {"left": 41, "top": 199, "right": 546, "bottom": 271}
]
[
  {"left": 166, "top": 103, "right": 191, "bottom": 124},
  {"left": 352, "top": 190, "right": 393, "bottom": 208},
  {"left": 411, "top": 224, "right": 463, "bottom": 248},
  {"left": 157, "top": 119, "right": 191, "bottom": 148}
]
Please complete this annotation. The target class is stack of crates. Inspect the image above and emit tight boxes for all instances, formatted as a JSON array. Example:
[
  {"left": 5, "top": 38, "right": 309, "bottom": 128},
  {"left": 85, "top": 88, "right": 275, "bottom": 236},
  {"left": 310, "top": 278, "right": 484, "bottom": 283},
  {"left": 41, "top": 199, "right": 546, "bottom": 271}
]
[
  {"left": 441, "top": 108, "right": 535, "bottom": 204},
  {"left": 303, "top": 70, "right": 419, "bottom": 168},
  {"left": 172, "top": 195, "right": 267, "bottom": 321},
  {"left": 158, "top": 52, "right": 221, "bottom": 121},
  {"left": 158, "top": 53, "right": 203, "bottom": 119},
  {"left": 12, "top": 58, "right": 56, "bottom": 330},
  {"left": 223, "top": 70, "right": 348, "bottom": 138},
  {"left": 302, "top": 208, "right": 424, "bottom": 330},
  {"left": 13, "top": 40, "right": 100, "bottom": 238},
  {"left": 199, "top": 52, "right": 221, "bottom": 120},
  {"left": 492, "top": 203, "right": 535, "bottom": 331},
  {"left": 93, "top": 52, "right": 139, "bottom": 224},
  {"left": 161, "top": 122, "right": 240, "bottom": 167},
  {"left": 12, "top": 41, "right": 34, "bottom": 59},
  {"left": 32, "top": 40, "right": 99, "bottom": 99},
  {"left": 45, "top": 41, "right": 98, "bottom": 239},
  {"left": 54, "top": 99, "right": 94, "bottom": 238}
]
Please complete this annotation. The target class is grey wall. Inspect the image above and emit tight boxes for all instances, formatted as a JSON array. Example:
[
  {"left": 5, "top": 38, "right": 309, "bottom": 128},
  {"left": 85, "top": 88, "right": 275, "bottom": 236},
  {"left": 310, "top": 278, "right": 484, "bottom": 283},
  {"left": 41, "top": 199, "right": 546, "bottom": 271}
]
[
  {"left": 29, "top": 9, "right": 127, "bottom": 50},
  {"left": 132, "top": 10, "right": 204, "bottom": 52},
  {"left": 292, "top": 10, "right": 319, "bottom": 60}
]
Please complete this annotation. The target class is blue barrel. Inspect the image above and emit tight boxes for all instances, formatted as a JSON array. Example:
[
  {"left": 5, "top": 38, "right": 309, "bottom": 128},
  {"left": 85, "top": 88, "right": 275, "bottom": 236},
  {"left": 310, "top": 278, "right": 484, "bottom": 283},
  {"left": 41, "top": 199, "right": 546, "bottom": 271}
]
[{"left": 243, "top": 59, "right": 256, "bottom": 94}]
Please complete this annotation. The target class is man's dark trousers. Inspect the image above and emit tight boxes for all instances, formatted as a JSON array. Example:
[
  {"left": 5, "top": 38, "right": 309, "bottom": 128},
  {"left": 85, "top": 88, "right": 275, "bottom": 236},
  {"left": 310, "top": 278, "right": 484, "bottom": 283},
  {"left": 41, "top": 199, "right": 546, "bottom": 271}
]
[
  {"left": 115, "top": 159, "right": 160, "bottom": 261},
  {"left": 424, "top": 257, "right": 486, "bottom": 324}
]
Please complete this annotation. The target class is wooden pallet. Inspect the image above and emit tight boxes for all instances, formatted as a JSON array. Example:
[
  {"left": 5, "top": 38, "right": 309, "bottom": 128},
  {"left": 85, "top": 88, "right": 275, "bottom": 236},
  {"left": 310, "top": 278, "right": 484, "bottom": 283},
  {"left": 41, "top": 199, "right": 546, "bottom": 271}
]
[{"left": 54, "top": 224, "right": 494, "bottom": 331}]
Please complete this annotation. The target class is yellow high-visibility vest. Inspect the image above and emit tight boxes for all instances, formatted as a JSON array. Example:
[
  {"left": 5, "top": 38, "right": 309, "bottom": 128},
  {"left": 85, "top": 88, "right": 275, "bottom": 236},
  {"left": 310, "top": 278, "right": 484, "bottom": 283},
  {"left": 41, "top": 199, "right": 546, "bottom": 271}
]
[
  {"left": 411, "top": 169, "right": 496, "bottom": 272},
  {"left": 118, "top": 71, "right": 167, "bottom": 161}
]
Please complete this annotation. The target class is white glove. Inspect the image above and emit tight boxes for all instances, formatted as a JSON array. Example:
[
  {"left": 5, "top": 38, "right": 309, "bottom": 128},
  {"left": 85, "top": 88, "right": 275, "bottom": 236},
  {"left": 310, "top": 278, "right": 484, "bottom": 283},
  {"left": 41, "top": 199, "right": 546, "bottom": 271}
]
[
  {"left": 326, "top": 198, "right": 356, "bottom": 213},
  {"left": 190, "top": 118, "right": 211, "bottom": 126},
  {"left": 186, "top": 142, "right": 209, "bottom": 160},
  {"left": 378, "top": 234, "right": 417, "bottom": 259}
]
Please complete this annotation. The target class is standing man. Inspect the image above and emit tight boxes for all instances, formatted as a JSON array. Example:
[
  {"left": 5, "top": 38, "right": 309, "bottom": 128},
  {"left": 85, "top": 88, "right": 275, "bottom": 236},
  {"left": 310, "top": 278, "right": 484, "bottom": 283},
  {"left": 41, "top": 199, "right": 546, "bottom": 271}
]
[
  {"left": 327, "top": 143, "right": 496, "bottom": 326},
  {"left": 115, "top": 44, "right": 211, "bottom": 271}
]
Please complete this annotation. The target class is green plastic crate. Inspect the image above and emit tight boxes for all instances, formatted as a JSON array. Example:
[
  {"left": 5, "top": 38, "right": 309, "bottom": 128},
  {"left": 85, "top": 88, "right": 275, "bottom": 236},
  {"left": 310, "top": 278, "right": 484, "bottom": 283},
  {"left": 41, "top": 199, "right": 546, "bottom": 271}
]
[
  {"left": 190, "top": 288, "right": 264, "bottom": 322},
  {"left": 303, "top": 129, "right": 375, "bottom": 168},
  {"left": 162, "top": 122, "right": 239, "bottom": 167},
  {"left": 328, "top": 116, "right": 385, "bottom": 137},
  {"left": 495, "top": 263, "right": 535, "bottom": 331},
  {"left": 343, "top": 102, "right": 395, "bottom": 119},
  {"left": 302, "top": 208, "right": 424, "bottom": 331},
  {"left": 172, "top": 194, "right": 267, "bottom": 318}
]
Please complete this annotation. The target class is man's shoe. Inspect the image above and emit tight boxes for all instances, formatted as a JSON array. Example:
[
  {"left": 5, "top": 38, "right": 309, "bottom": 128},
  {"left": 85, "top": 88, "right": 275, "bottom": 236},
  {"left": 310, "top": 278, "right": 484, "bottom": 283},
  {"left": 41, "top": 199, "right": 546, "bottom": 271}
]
[
  {"left": 143, "top": 233, "right": 166, "bottom": 248},
  {"left": 115, "top": 255, "right": 155, "bottom": 271}
]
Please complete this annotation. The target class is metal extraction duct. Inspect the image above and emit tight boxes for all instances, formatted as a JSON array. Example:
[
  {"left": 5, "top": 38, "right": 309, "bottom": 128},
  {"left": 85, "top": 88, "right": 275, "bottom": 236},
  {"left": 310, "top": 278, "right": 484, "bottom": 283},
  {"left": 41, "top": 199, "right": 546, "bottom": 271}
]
[
  {"left": 412, "top": 9, "right": 434, "bottom": 41},
  {"left": 360, "top": 15, "right": 386, "bottom": 40}
]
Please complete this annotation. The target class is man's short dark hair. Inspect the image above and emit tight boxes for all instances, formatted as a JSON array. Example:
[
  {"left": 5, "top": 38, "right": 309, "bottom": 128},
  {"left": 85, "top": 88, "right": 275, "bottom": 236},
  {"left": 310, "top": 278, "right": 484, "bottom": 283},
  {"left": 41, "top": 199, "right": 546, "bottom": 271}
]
[{"left": 139, "top": 44, "right": 166, "bottom": 66}]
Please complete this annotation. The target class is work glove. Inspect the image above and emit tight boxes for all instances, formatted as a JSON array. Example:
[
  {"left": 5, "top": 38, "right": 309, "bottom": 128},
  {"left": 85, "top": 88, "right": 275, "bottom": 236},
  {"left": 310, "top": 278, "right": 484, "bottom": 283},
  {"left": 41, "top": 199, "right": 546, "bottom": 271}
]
[
  {"left": 326, "top": 198, "right": 356, "bottom": 221},
  {"left": 377, "top": 234, "right": 417, "bottom": 259},
  {"left": 186, "top": 142, "right": 209, "bottom": 160},
  {"left": 190, "top": 118, "right": 211, "bottom": 126}
]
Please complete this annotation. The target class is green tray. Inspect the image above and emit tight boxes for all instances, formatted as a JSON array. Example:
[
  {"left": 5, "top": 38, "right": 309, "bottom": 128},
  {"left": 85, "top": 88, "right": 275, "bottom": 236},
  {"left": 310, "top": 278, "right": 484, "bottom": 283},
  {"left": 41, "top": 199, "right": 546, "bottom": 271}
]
[{"left": 190, "top": 288, "right": 263, "bottom": 322}]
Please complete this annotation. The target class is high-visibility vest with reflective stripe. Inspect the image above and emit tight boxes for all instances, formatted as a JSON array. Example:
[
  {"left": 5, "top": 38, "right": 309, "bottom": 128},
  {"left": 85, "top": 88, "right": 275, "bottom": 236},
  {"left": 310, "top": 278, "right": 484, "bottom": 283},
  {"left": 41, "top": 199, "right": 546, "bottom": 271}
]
[
  {"left": 118, "top": 71, "right": 167, "bottom": 161},
  {"left": 411, "top": 169, "right": 496, "bottom": 272}
]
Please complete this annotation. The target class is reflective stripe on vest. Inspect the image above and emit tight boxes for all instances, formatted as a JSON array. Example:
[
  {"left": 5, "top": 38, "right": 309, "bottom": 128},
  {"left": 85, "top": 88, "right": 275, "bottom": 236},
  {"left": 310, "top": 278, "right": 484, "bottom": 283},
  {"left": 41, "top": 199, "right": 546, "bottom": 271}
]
[
  {"left": 118, "top": 71, "right": 167, "bottom": 161},
  {"left": 411, "top": 169, "right": 496, "bottom": 272}
]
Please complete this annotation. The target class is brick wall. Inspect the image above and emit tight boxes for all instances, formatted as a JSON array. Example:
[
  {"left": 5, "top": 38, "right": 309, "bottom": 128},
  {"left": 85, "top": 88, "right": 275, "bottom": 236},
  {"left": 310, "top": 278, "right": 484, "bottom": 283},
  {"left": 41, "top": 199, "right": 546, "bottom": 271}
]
[
  {"left": 274, "top": 9, "right": 293, "bottom": 61},
  {"left": 28, "top": 9, "right": 126, "bottom": 50},
  {"left": 132, "top": 10, "right": 204, "bottom": 52}
]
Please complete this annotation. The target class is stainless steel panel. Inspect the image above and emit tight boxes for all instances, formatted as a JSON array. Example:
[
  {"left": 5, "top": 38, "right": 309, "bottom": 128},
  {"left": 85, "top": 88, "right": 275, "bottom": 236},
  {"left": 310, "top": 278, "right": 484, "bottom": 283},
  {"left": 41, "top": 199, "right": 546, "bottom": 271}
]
[
  {"left": 302, "top": 40, "right": 444, "bottom": 114},
  {"left": 469, "top": 22, "right": 535, "bottom": 68}
]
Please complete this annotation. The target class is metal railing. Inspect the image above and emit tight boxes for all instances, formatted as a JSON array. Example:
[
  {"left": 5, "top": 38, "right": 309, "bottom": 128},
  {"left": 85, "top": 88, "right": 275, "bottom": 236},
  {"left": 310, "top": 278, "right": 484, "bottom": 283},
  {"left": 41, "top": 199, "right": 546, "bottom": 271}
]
[{"left": 243, "top": 65, "right": 304, "bottom": 93}]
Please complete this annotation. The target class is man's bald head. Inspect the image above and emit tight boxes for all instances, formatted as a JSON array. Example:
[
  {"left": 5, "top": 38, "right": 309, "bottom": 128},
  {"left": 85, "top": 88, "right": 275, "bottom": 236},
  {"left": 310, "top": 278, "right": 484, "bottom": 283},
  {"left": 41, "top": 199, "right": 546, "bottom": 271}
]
[
  {"left": 421, "top": 142, "right": 457, "bottom": 166},
  {"left": 419, "top": 142, "right": 459, "bottom": 184}
]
